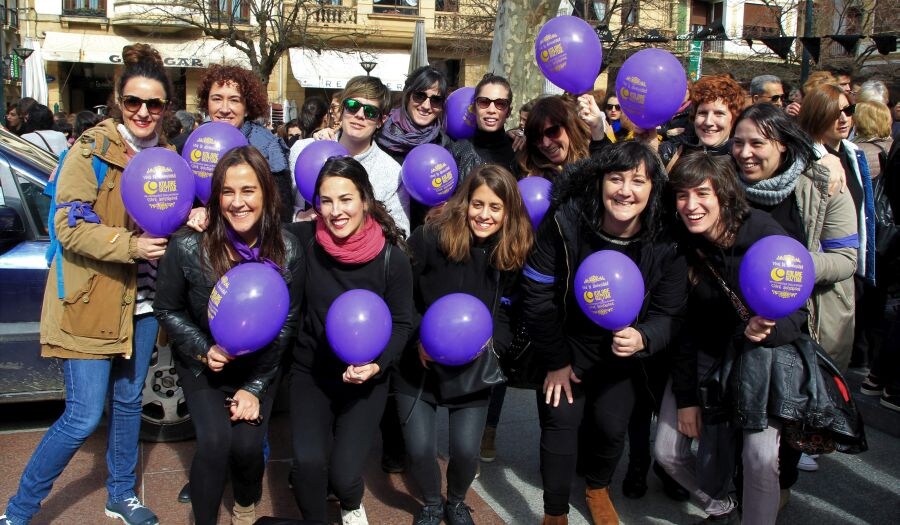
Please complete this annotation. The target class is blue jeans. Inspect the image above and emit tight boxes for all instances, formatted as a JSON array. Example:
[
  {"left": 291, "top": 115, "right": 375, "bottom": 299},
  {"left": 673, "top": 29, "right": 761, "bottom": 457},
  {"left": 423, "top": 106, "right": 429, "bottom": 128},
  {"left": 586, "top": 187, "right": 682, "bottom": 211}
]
[{"left": 5, "top": 314, "right": 158, "bottom": 525}]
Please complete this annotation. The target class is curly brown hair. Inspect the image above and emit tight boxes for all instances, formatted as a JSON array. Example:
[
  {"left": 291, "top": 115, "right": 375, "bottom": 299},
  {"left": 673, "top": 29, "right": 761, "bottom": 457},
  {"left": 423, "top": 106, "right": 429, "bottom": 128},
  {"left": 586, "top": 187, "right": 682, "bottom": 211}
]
[
  {"left": 196, "top": 65, "right": 269, "bottom": 121},
  {"left": 690, "top": 75, "right": 745, "bottom": 123}
]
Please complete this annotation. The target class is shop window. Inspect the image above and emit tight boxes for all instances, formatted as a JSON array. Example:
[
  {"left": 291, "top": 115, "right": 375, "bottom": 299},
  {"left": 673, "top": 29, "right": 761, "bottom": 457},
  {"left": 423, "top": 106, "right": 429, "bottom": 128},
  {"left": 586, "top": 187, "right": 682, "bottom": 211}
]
[{"left": 62, "top": 0, "right": 106, "bottom": 17}]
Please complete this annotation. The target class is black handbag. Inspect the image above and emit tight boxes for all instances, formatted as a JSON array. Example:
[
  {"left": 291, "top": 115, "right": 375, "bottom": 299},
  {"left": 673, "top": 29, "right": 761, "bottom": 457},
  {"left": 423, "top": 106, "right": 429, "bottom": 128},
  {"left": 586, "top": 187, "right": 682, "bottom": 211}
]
[{"left": 496, "top": 306, "right": 544, "bottom": 390}]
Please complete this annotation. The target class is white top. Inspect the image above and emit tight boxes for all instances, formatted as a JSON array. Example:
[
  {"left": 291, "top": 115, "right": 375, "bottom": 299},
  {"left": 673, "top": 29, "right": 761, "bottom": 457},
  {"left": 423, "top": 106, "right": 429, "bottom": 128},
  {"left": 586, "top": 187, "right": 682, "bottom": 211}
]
[
  {"left": 289, "top": 137, "right": 411, "bottom": 237},
  {"left": 23, "top": 130, "right": 70, "bottom": 157}
]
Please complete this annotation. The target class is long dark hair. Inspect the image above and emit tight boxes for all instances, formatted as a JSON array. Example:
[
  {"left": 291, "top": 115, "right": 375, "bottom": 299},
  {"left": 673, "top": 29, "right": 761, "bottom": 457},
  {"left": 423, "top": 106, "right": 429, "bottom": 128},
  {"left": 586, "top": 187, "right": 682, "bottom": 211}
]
[
  {"left": 518, "top": 96, "right": 591, "bottom": 178},
  {"left": 426, "top": 164, "right": 533, "bottom": 271},
  {"left": 203, "top": 146, "right": 285, "bottom": 278},
  {"left": 734, "top": 103, "right": 816, "bottom": 175},
  {"left": 313, "top": 156, "right": 408, "bottom": 249},
  {"left": 403, "top": 66, "right": 448, "bottom": 123},
  {"left": 668, "top": 152, "right": 749, "bottom": 244}
]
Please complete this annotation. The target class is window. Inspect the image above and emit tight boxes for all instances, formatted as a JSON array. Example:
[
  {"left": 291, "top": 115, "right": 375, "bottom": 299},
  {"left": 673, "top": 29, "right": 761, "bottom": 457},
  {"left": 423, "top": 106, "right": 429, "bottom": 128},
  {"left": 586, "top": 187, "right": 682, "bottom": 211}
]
[
  {"left": 373, "top": 0, "right": 419, "bottom": 16},
  {"left": 573, "top": 0, "right": 607, "bottom": 22},
  {"left": 742, "top": 3, "right": 781, "bottom": 38},
  {"left": 621, "top": 0, "right": 638, "bottom": 25},
  {"left": 210, "top": 0, "right": 250, "bottom": 23},
  {"left": 14, "top": 171, "right": 51, "bottom": 237},
  {"left": 62, "top": 0, "right": 106, "bottom": 17}
]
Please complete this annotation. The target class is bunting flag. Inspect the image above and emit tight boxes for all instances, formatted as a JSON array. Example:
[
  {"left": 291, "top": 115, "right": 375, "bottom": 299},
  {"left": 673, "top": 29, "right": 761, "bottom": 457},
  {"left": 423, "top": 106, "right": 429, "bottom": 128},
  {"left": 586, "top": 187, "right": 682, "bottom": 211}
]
[
  {"left": 760, "top": 37, "right": 796, "bottom": 60},
  {"left": 829, "top": 34, "right": 863, "bottom": 54},
  {"left": 799, "top": 37, "right": 822, "bottom": 63},
  {"left": 631, "top": 29, "right": 670, "bottom": 43},
  {"left": 871, "top": 34, "right": 898, "bottom": 55}
]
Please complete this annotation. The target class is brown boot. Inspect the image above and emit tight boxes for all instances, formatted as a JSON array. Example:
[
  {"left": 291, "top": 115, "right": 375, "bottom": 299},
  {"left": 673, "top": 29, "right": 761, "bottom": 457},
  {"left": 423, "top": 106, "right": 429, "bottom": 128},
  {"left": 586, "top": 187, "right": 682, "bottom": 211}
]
[
  {"left": 232, "top": 501, "right": 255, "bottom": 525},
  {"left": 542, "top": 514, "right": 568, "bottom": 525},
  {"left": 585, "top": 487, "right": 619, "bottom": 524}
]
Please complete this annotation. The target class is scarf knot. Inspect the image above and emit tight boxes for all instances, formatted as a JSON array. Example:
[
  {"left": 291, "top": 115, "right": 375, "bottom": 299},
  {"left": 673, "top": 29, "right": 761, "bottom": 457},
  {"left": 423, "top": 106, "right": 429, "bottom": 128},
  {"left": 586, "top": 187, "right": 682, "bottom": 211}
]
[
  {"left": 740, "top": 158, "right": 805, "bottom": 206},
  {"left": 225, "top": 225, "right": 282, "bottom": 272},
  {"left": 315, "top": 215, "right": 386, "bottom": 264},
  {"left": 376, "top": 107, "right": 441, "bottom": 155}
]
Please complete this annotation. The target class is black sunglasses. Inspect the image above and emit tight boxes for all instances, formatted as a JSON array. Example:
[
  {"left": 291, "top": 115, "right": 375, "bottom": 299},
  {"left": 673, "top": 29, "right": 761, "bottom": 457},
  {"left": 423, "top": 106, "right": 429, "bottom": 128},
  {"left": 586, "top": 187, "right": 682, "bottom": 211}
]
[
  {"left": 224, "top": 396, "right": 262, "bottom": 426},
  {"left": 530, "top": 124, "right": 563, "bottom": 143},
  {"left": 411, "top": 91, "right": 445, "bottom": 107},
  {"left": 121, "top": 95, "right": 169, "bottom": 115},
  {"left": 768, "top": 95, "right": 784, "bottom": 103},
  {"left": 475, "top": 96, "right": 511, "bottom": 112},
  {"left": 605, "top": 104, "right": 621, "bottom": 110},
  {"left": 840, "top": 104, "right": 855, "bottom": 117},
  {"left": 343, "top": 98, "right": 382, "bottom": 121}
]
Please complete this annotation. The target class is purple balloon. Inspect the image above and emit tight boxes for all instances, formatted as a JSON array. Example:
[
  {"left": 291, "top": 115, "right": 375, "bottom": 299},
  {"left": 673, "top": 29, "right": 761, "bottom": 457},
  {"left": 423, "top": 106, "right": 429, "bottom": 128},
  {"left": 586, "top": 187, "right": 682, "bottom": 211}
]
[
  {"left": 615, "top": 49, "right": 687, "bottom": 130},
  {"left": 326, "top": 289, "right": 393, "bottom": 366},
  {"left": 739, "top": 235, "right": 815, "bottom": 319},
  {"left": 401, "top": 144, "right": 458, "bottom": 206},
  {"left": 444, "top": 87, "right": 476, "bottom": 140},
  {"left": 121, "top": 147, "right": 195, "bottom": 237},
  {"left": 574, "top": 250, "right": 644, "bottom": 331},
  {"left": 294, "top": 140, "right": 350, "bottom": 203},
  {"left": 208, "top": 263, "right": 290, "bottom": 357},
  {"left": 518, "top": 176, "right": 553, "bottom": 228},
  {"left": 535, "top": 15, "right": 603, "bottom": 94},
  {"left": 182, "top": 122, "right": 249, "bottom": 204},
  {"left": 421, "top": 293, "right": 492, "bottom": 366}
]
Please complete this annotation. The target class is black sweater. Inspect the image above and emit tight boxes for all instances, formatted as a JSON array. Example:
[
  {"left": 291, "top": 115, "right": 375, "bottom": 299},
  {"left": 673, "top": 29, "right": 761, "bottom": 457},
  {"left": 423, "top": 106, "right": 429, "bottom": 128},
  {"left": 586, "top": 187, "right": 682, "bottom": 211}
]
[
  {"left": 670, "top": 209, "right": 809, "bottom": 408},
  {"left": 448, "top": 128, "right": 518, "bottom": 185},
  {"left": 394, "top": 225, "right": 516, "bottom": 406},
  {"left": 286, "top": 221, "right": 414, "bottom": 380}
]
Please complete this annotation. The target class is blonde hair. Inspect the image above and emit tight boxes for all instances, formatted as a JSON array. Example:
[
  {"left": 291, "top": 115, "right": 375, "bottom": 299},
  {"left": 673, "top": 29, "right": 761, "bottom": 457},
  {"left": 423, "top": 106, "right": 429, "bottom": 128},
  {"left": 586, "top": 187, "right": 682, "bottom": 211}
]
[{"left": 854, "top": 100, "right": 892, "bottom": 140}]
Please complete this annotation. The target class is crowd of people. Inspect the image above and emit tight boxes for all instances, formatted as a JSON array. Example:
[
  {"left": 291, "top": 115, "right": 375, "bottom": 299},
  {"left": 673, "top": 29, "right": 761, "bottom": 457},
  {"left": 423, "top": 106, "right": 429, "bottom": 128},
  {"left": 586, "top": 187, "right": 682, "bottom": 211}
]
[{"left": 1, "top": 41, "right": 897, "bottom": 525}]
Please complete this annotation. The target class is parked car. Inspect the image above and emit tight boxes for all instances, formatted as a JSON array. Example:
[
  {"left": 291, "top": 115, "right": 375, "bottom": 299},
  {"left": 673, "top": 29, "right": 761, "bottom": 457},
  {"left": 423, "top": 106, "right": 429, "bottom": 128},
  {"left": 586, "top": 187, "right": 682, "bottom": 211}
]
[{"left": 0, "top": 127, "right": 193, "bottom": 441}]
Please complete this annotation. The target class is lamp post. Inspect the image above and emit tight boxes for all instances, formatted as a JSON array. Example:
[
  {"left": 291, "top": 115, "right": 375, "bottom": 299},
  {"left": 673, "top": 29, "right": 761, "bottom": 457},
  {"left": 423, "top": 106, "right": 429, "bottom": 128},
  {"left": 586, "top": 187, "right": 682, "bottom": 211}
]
[
  {"left": 360, "top": 60, "right": 377, "bottom": 76},
  {"left": 14, "top": 46, "right": 32, "bottom": 102}
]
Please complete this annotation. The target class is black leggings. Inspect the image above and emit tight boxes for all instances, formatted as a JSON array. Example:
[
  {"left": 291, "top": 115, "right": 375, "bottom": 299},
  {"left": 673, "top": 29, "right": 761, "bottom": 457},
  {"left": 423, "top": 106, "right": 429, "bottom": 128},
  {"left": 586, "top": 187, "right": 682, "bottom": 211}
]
[
  {"left": 288, "top": 368, "right": 388, "bottom": 522},
  {"left": 537, "top": 375, "right": 635, "bottom": 516},
  {"left": 395, "top": 392, "right": 488, "bottom": 506},
  {"left": 176, "top": 361, "right": 277, "bottom": 525}
]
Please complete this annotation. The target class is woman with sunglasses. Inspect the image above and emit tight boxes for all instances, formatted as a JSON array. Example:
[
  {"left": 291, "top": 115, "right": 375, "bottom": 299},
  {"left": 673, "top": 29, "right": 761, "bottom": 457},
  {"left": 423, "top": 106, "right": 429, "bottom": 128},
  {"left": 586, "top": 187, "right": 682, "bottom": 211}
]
[
  {"left": 285, "top": 156, "right": 413, "bottom": 525},
  {"left": 657, "top": 75, "right": 744, "bottom": 171},
  {"left": 449, "top": 74, "right": 518, "bottom": 184},
  {"left": 517, "top": 94, "right": 609, "bottom": 182},
  {"left": 603, "top": 96, "right": 631, "bottom": 143},
  {"left": 523, "top": 142, "right": 687, "bottom": 525},
  {"left": 2, "top": 44, "right": 172, "bottom": 525},
  {"left": 193, "top": 65, "right": 294, "bottom": 224},
  {"left": 290, "top": 76, "right": 410, "bottom": 236},
  {"left": 154, "top": 146, "right": 303, "bottom": 525}
]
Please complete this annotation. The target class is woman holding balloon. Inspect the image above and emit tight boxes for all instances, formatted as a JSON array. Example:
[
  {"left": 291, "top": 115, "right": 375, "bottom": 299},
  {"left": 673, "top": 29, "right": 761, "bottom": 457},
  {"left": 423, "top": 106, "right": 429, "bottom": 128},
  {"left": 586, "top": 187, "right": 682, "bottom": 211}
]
[
  {"left": 2, "top": 44, "right": 171, "bottom": 525},
  {"left": 393, "top": 165, "right": 532, "bottom": 525},
  {"left": 657, "top": 153, "right": 808, "bottom": 525},
  {"left": 154, "top": 146, "right": 303, "bottom": 525},
  {"left": 285, "top": 156, "right": 413, "bottom": 525},
  {"left": 522, "top": 141, "right": 687, "bottom": 525}
]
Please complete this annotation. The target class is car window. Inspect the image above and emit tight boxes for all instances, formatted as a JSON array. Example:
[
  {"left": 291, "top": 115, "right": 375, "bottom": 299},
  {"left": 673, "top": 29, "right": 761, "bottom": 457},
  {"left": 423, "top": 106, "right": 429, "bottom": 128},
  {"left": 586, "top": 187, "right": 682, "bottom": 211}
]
[{"left": 14, "top": 171, "right": 51, "bottom": 237}]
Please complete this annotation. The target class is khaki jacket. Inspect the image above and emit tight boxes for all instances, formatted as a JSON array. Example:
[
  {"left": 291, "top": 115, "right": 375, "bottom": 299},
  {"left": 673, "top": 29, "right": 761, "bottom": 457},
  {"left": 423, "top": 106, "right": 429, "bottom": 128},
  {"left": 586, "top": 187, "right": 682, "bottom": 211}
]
[
  {"left": 794, "top": 163, "right": 858, "bottom": 371},
  {"left": 40, "top": 119, "right": 165, "bottom": 359}
]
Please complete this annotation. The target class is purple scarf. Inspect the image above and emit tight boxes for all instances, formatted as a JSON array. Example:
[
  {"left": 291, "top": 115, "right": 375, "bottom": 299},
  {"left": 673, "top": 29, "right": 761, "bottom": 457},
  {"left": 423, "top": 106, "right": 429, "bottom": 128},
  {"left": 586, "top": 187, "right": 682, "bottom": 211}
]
[
  {"left": 376, "top": 107, "right": 441, "bottom": 155},
  {"left": 225, "top": 225, "right": 282, "bottom": 272}
]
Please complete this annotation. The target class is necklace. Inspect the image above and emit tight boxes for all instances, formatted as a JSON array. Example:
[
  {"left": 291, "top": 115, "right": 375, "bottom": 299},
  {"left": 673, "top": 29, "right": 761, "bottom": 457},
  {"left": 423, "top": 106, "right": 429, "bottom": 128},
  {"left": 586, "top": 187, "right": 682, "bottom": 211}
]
[{"left": 595, "top": 228, "right": 639, "bottom": 246}]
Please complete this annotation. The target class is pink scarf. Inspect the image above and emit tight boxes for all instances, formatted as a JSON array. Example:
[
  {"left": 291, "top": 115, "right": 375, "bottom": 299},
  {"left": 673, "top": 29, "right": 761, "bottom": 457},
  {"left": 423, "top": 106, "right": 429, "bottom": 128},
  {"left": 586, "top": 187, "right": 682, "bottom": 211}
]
[{"left": 315, "top": 215, "right": 386, "bottom": 264}]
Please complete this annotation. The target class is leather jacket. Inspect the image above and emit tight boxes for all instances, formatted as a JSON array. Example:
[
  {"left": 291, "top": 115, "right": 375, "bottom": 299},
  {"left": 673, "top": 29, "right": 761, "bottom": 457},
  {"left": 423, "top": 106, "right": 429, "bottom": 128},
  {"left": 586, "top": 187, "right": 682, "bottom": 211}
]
[{"left": 154, "top": 229, "right": 304, "bottom": 398}]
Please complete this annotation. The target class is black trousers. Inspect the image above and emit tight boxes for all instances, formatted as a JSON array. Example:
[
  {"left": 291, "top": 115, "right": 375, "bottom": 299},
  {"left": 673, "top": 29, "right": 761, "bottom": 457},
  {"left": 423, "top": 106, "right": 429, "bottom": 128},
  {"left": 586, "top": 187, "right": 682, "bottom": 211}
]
[
  {"left": 176, "top": 361, "right": 277, "bottom": 525},
  {"left": 395, "top": 392, "right": 488, "bottom": 506},
  {"left": 288, "top": 368, "right": 388, "bottom": 522},
  {"left": 537, "top": 374, "right": 636, "bottom": 516}
]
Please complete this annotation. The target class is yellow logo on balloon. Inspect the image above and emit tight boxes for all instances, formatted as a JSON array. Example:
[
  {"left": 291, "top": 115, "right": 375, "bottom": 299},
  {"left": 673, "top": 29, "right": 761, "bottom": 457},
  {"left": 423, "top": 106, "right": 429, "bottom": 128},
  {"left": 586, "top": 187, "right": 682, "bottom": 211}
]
[
  {"left": 770, "top": 268, "right": 786, "bottom": 281},
  {"left": 583, "top": 291, "right": 594, "bottom": 304},
  {"left": 190, "top": 149, "right": 202, "bottom": 162},
  {"left": 540, "top": 50, "right": 550, "bottom": 62},
  {"left": 620, "top": 87, "right": 630, "bottom": 99},
  {"left": 143, "top": 181, "right": 158, "bottom": 195},
  {"left": 432, "top": 178, "right": 442, "bottom": 188}
]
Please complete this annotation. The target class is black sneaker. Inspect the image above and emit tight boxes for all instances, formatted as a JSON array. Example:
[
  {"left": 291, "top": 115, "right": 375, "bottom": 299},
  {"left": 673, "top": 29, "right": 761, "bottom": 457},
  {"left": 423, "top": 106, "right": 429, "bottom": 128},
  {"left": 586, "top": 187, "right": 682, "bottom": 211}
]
[
  {"left": 881, "top": 390, "right": 900, "bottom": 412},
  {"left": 860, "top": 375, "right": 884, "bottom": 396},
  {"left": 413, "top": 504, "right": 444, "bottom": 525},
  {"left": 444, "top": 501, "right": 475, "bottom": 525},
  {"left": 105, "top": 496, "right": 159, "bottom": 525},
  {"left": 622, "top": 462, "right": 649, "bottom": 499},
  {"left": 653, "top": 461, "right": 690, "bottom": 502},
  {"left": 694, "top": 507, "right": 741, "bottom": 524}
]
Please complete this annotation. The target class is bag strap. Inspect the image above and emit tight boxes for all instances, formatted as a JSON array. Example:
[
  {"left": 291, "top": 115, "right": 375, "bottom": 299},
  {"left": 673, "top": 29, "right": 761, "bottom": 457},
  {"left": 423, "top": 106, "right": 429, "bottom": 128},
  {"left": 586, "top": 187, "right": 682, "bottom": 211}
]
[
  {"left": 665, "top": 145, "right": 684, "bottom": 173},
  {"left": 695, "top": 248, "right": 751, "bottom": 321},
  {"left": 35, "top": 131, "right": 54, "bottom": 154},
  {"left": 383, "top": 243, "right": 392, "bottom": 296}
]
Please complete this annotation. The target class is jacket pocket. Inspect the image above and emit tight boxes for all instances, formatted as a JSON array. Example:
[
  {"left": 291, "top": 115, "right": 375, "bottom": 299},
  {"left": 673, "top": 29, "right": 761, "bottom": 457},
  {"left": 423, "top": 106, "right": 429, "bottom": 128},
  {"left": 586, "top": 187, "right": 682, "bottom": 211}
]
[{"left": 60, "top": 273, "right": 125, "bottom": 340}]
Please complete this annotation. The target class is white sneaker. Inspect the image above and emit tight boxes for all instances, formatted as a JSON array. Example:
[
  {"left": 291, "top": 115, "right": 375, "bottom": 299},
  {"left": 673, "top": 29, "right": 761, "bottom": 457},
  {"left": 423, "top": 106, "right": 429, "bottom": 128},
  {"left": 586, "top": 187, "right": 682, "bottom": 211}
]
[
  {"left": 341, "top": 504, "right": 369, "bottom": 525},
  {"left": 797, "top": 453, "right": 819, "bottom": 472}
]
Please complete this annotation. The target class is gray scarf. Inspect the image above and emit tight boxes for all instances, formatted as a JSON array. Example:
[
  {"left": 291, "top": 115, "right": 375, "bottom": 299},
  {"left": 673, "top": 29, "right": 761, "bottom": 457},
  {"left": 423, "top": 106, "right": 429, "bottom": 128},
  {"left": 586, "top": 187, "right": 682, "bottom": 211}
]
[{"left": 741, "top": 158, "right": 804, "bottom": 206}]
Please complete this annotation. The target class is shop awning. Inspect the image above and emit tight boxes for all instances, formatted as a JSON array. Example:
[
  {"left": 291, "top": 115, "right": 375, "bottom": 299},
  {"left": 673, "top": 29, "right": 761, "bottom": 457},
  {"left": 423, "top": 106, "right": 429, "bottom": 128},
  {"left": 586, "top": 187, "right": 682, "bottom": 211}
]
[
  {"left": 289, "top": 49, "right": 411, "bottom": 91},
  {"left": 41, "top": 32, "right": 250, "bottom": 69}
]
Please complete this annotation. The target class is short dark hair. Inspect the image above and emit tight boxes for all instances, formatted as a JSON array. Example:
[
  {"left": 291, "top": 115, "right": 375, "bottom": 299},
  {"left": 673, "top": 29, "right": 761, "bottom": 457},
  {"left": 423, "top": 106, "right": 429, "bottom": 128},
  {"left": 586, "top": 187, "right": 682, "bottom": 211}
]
[
  {"left": 23, "top": 103, "right": 54, "bottom": 133},
  {"left": 734, "top": 103, "right": 816, "bottom": 174},
  {"left": 403, "top": 66, "right": 448, "bottom": 119},
  {"left": 668, "top": 152, "right": 750, "bottom": 243},
  {"left": 299, "top": 96, "right": 329, "bottom": 138},
  {"left": 74, "top": 110, "right": 102, "bottom": 138},
  {"left": 475, "top": 73, "right": 513, "bottom": 111}
]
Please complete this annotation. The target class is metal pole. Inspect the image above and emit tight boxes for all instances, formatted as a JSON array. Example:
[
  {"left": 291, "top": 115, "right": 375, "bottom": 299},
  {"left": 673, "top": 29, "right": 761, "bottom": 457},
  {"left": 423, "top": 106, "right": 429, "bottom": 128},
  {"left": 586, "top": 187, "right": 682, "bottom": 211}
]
[{"left": 800, "top": 0, "right": 815, "bottom": 83}]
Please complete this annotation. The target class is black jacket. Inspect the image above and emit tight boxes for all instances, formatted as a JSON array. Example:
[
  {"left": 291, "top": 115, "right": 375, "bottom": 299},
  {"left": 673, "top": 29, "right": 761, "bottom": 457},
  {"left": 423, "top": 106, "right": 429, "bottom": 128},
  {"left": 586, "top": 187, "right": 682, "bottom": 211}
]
[
  {"left": 671, "top": 209, "right": 809, "bottom": 409},
  {"left": 448, "top": 129, "right": 518, "bottom": 184},
  {"left": 521, "top": 162, "right": 688, "bottom": 379},
  {"left": 153, "top": 228, "right": 304, "bottom": 398},
  {"left": 286, "top": 221, "right": 413, "bottom": 380},
  {"left": 658, "top": 135, "right": 732, "bottom": 169},
  {"left": 394, "top": 225, "right": 515, "bottom": 405}
]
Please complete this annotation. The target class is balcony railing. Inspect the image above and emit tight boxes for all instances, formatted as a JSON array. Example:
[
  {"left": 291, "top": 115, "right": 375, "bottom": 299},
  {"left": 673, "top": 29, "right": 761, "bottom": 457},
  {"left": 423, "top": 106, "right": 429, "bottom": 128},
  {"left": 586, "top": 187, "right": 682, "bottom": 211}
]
[
  {"left": 63, "top": 0, "right": 107, "bottom": 17},
  {"left": 434, "top": 12, "right": 494, "bottom": 35},
  {"left": 310, "top": 5, "right": 357, "bottom": 25}
]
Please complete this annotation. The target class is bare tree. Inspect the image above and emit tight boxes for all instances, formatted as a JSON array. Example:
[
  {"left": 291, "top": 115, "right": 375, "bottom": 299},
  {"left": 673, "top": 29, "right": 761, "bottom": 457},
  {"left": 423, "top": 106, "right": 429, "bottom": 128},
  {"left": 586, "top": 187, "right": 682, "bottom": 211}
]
[{"left": 144, "top": 0, "right": 377, "bottom": 85}]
